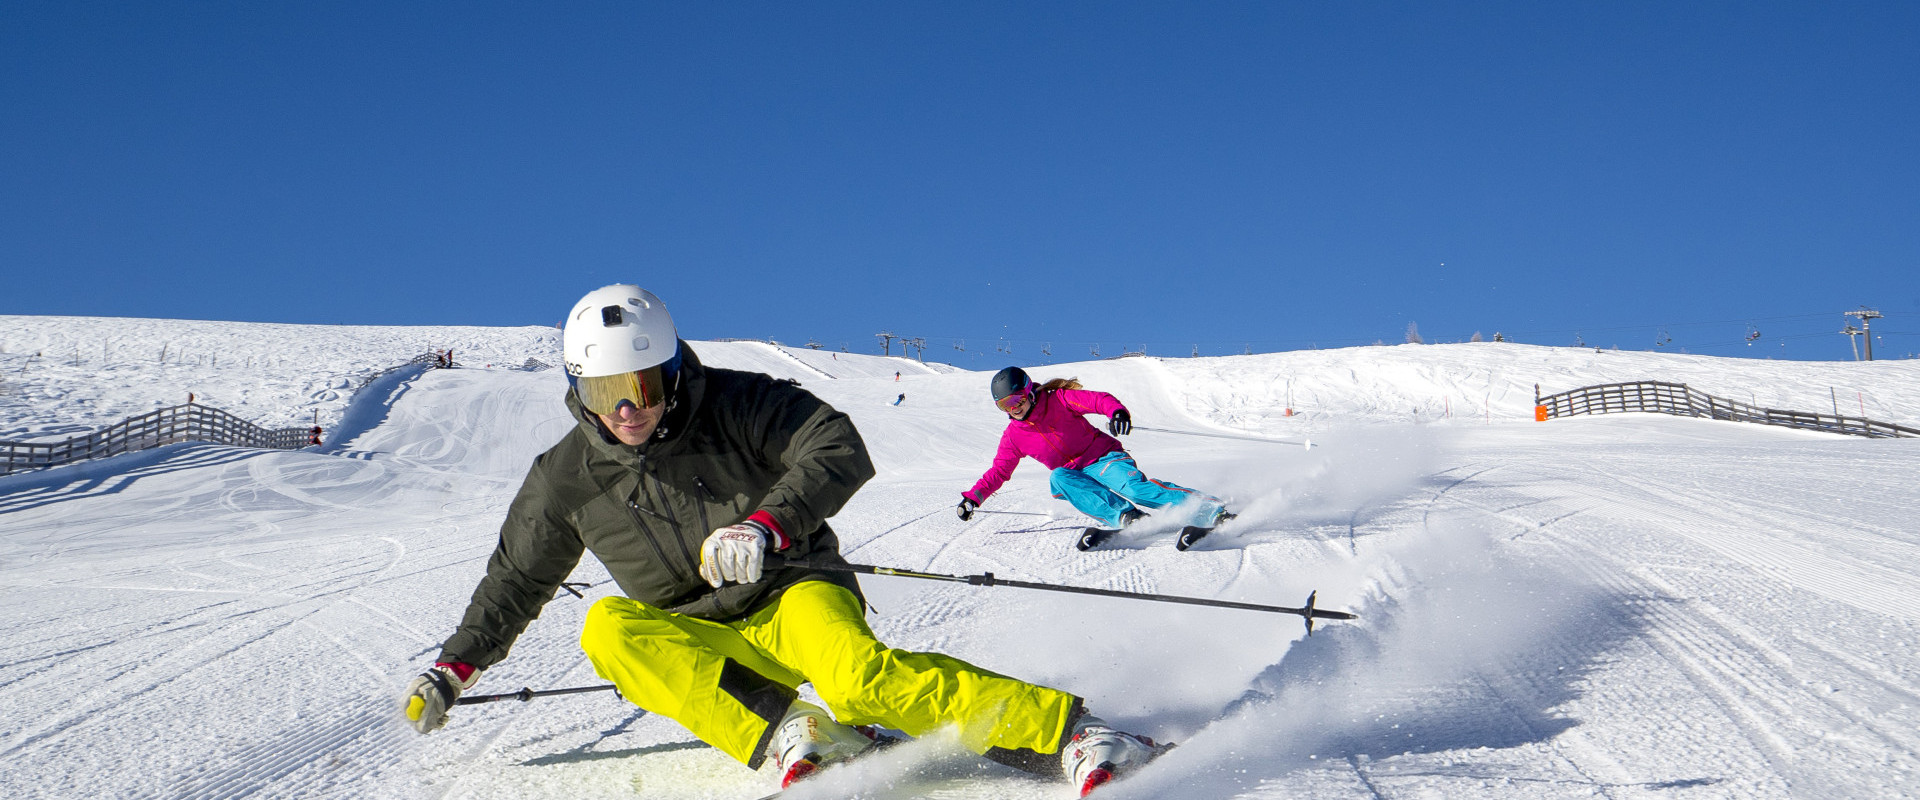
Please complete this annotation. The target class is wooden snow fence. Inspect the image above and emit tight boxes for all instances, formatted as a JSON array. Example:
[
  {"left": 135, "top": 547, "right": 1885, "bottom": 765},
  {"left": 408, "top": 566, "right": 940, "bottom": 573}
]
[
  {"left": 1535, "top": 380, "right": 1919, "bottom": 439},
  {"left": 1, "top": 403, "right": 312, "bottom": 475},
  {"left": 1, "top": 351, "right": 452, "bottom": 476}
]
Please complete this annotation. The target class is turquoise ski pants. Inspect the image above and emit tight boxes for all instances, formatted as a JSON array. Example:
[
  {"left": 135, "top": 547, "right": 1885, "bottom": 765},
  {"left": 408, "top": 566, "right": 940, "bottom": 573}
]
[{"left": 1049, "top": 450, "right": 1224, "bottom": 529}]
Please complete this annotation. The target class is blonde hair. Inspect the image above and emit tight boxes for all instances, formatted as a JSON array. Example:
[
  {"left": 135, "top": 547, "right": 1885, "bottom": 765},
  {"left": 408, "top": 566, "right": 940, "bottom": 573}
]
[{"left": 1037, "top": 377, "right": 1083, "bottom": 393}]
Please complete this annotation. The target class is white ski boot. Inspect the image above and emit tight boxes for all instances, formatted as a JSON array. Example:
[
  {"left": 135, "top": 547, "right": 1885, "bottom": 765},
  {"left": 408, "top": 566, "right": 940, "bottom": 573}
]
[
  {"left": 1060, "top": 713, "right": 1166, "bottom": 796},
  {"left": 766, "top": 699, "right": 882, "bottom": 788}
]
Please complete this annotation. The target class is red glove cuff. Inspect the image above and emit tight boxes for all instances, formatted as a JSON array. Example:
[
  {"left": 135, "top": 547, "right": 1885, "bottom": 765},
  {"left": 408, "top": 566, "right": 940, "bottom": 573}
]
[
  {"left": 747, "top": 511, "right": 791, "bottom": 550},
  {"left": 435, "top": 661, "right": 478, "bottom": 684}
]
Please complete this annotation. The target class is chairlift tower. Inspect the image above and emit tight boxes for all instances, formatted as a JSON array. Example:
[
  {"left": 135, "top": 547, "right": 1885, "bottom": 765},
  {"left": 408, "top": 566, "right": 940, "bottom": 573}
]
[
  {"left": 875, "top": 331, "right": 897, "bottom": 357},
  {"left": 1844, "top": 308, "right": 1883, "bottom": 361}
]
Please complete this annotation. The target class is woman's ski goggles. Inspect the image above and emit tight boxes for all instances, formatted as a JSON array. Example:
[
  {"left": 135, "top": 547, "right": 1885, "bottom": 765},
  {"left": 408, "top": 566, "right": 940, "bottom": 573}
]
[
  {"left": 994, "top": 385, "right": 1034, "bottom": 413},
  {"left": 570, "top": 364, "right": 671, "bottom": 415}
]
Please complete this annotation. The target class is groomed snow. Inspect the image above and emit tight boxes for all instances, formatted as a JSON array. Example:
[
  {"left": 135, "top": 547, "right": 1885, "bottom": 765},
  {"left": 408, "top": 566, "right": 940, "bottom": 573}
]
[{"left": 2, "top": 316, "right": 1918, "bottom": 799}]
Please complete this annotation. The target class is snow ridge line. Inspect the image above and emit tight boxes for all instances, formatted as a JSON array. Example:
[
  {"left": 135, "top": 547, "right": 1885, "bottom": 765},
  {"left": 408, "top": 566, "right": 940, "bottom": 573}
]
[{"left": 764, "top": 343, "right": 837, "bottom": 380}]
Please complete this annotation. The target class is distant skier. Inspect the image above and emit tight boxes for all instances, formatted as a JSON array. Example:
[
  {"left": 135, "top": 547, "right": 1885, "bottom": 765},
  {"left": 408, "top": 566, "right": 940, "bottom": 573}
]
[
  {"left": 957, "top": 367, "right": 1231, "bottom": 551},
  {"left": 892, "top": 392, "right": 905, "bottom": 405},
  {"left": 401, "top": 286, "right": 1162, "bottom": 796}
]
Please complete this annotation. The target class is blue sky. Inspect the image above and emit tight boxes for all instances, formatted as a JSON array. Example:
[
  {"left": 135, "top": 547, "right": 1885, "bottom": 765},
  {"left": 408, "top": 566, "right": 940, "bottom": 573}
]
[{"left": 3, "top": 2, "right": 1916, "bottom": 364}]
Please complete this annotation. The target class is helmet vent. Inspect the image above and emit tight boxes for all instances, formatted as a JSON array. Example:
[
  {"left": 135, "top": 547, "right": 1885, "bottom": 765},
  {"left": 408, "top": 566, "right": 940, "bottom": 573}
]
[
  {"left": 632, "top": 336, "right": 651, "bottom": 352},
  {"left": 601, "top": 305, "right": 624, "bottom": 326}
]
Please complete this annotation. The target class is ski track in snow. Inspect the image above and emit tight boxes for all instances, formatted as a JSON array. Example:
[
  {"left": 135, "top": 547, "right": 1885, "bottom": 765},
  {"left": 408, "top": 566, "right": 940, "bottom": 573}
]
[{"left": 3, "top": 323, "right": 1920, "bottom": 799}]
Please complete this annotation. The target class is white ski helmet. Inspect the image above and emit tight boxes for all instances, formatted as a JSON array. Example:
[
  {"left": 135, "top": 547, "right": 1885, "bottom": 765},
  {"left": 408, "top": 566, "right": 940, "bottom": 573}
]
[{"left": 562, "top": 284, "right": 682, "bottom": 414}]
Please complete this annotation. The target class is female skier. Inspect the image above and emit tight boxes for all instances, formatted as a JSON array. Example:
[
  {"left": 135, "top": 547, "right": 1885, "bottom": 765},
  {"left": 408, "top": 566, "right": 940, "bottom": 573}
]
[{"left": 957, "top": 367, "right": 1232, "bottom": 550}]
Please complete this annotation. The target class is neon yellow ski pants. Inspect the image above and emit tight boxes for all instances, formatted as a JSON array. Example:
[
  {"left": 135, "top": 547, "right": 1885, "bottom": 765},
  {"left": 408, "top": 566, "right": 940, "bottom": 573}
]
[{"left": 579, "top": 579, "right": 1079, "bottom": 769}]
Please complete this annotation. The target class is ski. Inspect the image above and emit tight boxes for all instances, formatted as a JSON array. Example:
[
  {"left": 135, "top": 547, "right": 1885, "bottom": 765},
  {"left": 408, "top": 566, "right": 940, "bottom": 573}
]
[
  {"left": 1077, "top": 527, "right": 1121, "bottom": 551},
  {"left": 1174, "top": 525, "right": 1211, "bottom": 551},
  {"left": 1175, "top": 511, "right": 1235, "bottom": 551},
  {"left": 1085, "top": 511, "right": 1233, "bottom": 552}
]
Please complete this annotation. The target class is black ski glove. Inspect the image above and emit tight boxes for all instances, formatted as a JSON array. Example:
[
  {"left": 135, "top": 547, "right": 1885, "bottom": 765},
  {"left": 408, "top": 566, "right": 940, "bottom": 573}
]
[
  {"left": 957, "top": 496, "right": 977, "bottom": 521},
  {"left": 1108, "top": 409, "right": 1132, "bottom": 436}
]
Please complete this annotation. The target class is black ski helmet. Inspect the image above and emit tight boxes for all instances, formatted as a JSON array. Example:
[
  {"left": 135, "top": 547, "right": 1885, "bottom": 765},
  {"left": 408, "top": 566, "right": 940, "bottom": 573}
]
[{"left": 990, "top": 366, "right": 1032, "bottom": 402}]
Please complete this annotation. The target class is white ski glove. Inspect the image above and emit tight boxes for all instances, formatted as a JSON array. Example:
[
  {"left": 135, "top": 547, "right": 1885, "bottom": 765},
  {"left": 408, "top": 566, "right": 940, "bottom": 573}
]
[
  {"left": 403, "top": 662, "right": 480, "bottom": 734},
  {"left": 700, "top": 521, "right": 772, "bottom": 587}
]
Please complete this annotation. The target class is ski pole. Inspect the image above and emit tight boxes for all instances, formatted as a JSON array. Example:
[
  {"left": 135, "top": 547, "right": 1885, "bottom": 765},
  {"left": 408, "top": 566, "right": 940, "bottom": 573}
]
[
  {"left": 1133, "top": 425, "right": 1313, "bottom": 449},
  {"left": 456, "top": 683, "right": 620, "bottom": 706},
  {"left": 769, "top": 556, "right": 1356, "bottom": 635}
]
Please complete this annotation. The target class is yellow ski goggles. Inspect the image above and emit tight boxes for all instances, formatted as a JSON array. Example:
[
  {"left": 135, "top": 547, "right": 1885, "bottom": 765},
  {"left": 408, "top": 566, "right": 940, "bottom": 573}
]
[{"left": 570, "top": 364, "right": 671, "bottom": 415}]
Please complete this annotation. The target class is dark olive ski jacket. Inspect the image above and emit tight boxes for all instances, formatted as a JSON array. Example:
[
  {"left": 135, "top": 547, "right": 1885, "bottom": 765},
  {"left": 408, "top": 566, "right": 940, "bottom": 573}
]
[{"left": 437, "top": 344, "right": 873, "bottom": 669}]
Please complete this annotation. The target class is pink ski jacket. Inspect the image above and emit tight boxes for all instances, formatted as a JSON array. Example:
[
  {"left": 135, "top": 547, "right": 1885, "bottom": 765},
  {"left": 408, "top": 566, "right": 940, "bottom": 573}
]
[{"left": 965, "top": 388, "right": 1127, "bottom": 503}]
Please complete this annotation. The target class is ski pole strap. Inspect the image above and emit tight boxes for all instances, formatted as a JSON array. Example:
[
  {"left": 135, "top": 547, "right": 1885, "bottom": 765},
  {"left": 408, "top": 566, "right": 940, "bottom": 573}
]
[
  {"left": 769, "top": 557, "right": 1356, "bottom": 633},
  {"left": 455, "top": 683, "right": 620, "bottom": 705}
]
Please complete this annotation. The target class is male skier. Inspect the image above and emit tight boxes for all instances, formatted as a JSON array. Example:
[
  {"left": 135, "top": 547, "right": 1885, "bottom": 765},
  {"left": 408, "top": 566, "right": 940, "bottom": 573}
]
[{"left": 401, "top": 284, "right": 1160, "bottom": 795}]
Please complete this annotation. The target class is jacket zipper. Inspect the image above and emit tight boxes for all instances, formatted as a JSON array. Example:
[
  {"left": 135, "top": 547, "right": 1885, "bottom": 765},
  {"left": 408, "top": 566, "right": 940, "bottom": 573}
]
[
  {"left": 625, "top": 499, "right": 685, "bottom": 583},
  {"left": 644, "top": 470, "right": 703, "bottom": 577},
  {"left": 692, "top": 476, "right": 717, "bottom": 537}
]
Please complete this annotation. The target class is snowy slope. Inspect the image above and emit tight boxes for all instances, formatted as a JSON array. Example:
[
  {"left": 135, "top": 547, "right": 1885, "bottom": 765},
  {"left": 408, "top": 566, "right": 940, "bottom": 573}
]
[
  {"left": 0, "top": 315, "right": 563, "bottom": 440},
  {"left": 2, "top": 317, "right": 1918, "bottom": 800}
]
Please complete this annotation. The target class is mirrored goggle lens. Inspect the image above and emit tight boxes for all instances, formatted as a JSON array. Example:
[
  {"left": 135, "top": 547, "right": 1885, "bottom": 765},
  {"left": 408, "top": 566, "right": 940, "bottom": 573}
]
[
  {"left": 574, "top": 366, "right": 668, "bottom": 415},
  {"left": 995, "top": 389, "right": 1030, "bottom": 412}
]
